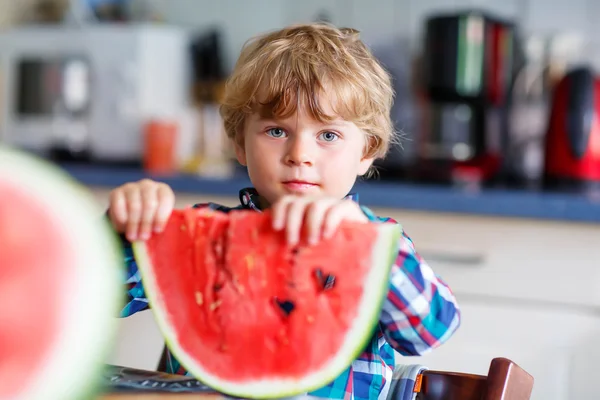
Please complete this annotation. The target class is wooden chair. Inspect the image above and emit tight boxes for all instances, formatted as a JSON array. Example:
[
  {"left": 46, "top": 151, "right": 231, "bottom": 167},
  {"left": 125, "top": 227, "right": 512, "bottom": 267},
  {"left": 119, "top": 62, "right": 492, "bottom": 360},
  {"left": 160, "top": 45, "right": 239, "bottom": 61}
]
[
  {"left": 157, "top": 348, "right": 533, "bottom": 400},
  {"left": 413, "top": 357, "right": 534, "bottom": 400}
]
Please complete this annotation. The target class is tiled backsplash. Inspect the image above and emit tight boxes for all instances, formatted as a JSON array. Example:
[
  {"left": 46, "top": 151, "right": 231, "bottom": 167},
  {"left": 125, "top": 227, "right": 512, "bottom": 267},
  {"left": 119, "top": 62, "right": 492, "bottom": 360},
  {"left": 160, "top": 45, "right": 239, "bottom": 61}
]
[{"left": 164, "top": 0, "right": 599, "bottom": 73}]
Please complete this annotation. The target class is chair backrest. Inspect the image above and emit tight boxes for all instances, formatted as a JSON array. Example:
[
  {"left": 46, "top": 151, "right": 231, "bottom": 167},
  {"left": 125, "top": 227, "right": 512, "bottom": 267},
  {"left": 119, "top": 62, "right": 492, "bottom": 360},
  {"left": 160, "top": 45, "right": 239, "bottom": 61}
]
[{"left": 414, "top": 357, "right": 534, "bottom": 400}]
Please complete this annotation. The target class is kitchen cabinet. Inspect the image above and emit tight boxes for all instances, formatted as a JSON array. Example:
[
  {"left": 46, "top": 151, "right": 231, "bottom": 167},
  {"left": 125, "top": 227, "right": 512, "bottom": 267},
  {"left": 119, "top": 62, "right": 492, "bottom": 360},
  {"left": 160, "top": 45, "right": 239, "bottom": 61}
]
[
  {"left": 379, "top": 206, "right": 600, "bottom": 400},
  {"left": 90, "top": 188, "right": 600, "bottom": 400},
  {"left": 413, "top": 300, "right": 600, "bottom": 400}
]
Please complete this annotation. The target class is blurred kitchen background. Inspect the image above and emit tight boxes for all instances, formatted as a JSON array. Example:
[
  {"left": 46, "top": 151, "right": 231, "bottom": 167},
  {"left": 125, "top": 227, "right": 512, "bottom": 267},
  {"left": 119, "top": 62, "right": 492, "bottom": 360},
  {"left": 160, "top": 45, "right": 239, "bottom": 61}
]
[
  {"left": 4, "top": 0, "right": 600, "bottom": 189},
  {"left": 1, "top": 1, "right": 600, "bottom": 399}
]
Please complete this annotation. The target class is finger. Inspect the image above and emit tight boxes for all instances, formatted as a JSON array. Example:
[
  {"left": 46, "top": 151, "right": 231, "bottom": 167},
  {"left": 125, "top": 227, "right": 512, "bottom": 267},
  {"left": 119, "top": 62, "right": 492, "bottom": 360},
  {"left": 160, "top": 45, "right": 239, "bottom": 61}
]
[
  {"left": 322, "top": 201, "right": 356, "bottom": 239},
  {"left": 271, "top": 195, "right": 294, "bottom": 231},
  {"left": 125, "top": 186, "right": 143, "bottom": 242},
  {"left": 108, "top": 189, "right": 128, "bottom": 232},
  {"left": 305, "top": 199, "right": 336, "bottom": 245},
  {"left": 139, "top": 183, "right": 159, "bottom": 240},
  {"left": 285, "top": 198, "right": 309, "bottom": 246},
  {"left": 154, "top": 184, "right": 175, "bottom": 232}
]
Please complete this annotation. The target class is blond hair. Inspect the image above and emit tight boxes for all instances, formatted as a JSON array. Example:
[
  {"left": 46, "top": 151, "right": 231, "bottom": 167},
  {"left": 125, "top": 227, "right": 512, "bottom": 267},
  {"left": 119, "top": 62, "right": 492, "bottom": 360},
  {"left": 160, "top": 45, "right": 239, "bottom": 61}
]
[{"left": 219, "top": 23, "right": 395, "bottom": 160}]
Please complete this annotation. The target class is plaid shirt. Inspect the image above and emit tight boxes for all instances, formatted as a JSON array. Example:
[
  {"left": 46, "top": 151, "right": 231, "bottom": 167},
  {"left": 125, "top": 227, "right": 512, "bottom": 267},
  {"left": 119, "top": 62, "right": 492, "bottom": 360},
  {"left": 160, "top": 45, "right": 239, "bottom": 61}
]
[{"left": 119, "top": 188, "right": 461, "bottom": 400}]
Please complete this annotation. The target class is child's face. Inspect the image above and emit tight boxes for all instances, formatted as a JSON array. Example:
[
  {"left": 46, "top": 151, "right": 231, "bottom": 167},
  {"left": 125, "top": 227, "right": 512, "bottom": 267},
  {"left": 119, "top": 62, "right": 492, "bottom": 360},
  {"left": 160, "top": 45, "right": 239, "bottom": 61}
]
[{"left": 235, "top": 100, "right": 374, "bottom": 206}]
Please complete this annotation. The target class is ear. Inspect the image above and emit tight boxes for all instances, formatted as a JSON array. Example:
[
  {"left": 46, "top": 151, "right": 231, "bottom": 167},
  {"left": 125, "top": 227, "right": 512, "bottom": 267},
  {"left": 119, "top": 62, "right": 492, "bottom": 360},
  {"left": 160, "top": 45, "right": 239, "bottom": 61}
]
[
  {"left": 234, "top": 140, "right": 247, "bottom": 166},
  {"left": 357, "top": 155, "right": 375, "bottom": 176}
]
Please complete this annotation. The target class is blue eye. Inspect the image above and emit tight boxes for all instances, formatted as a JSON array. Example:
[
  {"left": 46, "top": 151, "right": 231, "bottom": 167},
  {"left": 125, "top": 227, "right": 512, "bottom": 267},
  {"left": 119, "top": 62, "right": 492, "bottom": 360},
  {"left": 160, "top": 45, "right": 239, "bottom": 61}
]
[
  {"left": 319, "top": 131, "right": 339, "bottom": 142},
  {"left": 266, "top": 128, "right": 287, "bottom": 138}
]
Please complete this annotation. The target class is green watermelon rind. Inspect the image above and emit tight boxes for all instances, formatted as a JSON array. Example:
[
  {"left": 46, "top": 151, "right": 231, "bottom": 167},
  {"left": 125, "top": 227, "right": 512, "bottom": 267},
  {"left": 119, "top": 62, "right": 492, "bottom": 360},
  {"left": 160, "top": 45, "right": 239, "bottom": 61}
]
[
  {"left": 133, "top": 218, "right": 401, "bottom": 399},
  {"left": 0, "top": 145, "right": 124, "bottom": 400}
]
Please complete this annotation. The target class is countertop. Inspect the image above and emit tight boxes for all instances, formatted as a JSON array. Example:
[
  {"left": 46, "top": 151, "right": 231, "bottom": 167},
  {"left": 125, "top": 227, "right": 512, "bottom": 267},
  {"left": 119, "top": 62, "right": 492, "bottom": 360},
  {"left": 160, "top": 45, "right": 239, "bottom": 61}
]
[
  {"left": 59, "top": 163, "right": 600, "bottom": 224},
  {"left": 100, "top": 394, "right": 220, "bottom": 399}
]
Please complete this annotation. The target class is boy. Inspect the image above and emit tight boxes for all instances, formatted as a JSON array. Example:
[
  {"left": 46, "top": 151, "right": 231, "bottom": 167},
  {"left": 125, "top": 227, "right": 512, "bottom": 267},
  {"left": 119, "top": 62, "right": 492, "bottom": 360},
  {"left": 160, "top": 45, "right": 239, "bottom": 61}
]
[{"left": 107, "top": 23, "right": 460, "bottom": 400}]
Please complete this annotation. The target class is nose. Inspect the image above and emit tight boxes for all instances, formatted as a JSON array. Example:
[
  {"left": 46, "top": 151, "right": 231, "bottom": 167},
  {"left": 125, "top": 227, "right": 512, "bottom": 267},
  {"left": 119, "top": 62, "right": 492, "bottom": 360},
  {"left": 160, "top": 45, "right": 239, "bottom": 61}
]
[{"left": 284, "top": 135, "right": 314, "bottom": 166}]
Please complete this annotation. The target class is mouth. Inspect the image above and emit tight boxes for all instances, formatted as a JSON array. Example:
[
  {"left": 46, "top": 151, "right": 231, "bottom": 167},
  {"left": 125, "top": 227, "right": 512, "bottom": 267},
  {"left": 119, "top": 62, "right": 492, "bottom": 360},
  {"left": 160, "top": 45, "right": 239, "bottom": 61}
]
[{"left": 281, "top": 180, "right": 320, "bottom": 192}]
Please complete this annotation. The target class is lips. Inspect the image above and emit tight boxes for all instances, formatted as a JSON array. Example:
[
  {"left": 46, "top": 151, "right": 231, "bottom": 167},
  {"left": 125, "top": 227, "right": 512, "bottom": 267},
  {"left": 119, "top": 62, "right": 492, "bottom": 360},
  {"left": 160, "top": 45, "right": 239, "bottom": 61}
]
[{"left": 281, "top": 180, "right": 320, "bottom": 192}]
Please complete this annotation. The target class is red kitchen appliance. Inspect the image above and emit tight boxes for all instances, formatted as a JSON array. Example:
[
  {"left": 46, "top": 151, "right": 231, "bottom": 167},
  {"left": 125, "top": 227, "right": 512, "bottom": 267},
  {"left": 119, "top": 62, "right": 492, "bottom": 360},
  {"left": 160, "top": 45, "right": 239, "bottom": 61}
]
[{"left": 543, "top": 66, "right": 600, "bottom": 189}]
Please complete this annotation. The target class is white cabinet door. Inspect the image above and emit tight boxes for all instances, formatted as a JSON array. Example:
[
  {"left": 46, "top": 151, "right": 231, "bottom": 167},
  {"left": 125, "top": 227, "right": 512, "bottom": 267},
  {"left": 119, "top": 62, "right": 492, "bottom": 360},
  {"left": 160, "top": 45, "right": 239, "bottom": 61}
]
[
  {"left": 107, "top": 311, "right": 165, "bottom": 370},
  {"left": 407, "top": 300, "right": 600, "bottom": 400},
  {"left": 372, "top": 208, "right": 600, "bottom": 308}
]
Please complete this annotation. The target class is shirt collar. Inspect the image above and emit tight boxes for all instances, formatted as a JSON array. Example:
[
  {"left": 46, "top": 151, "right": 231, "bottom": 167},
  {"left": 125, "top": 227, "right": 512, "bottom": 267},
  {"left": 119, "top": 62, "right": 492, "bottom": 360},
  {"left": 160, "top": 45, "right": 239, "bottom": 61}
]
[{"left": 238, "top": 188, "right": 359, "bottom": 211}]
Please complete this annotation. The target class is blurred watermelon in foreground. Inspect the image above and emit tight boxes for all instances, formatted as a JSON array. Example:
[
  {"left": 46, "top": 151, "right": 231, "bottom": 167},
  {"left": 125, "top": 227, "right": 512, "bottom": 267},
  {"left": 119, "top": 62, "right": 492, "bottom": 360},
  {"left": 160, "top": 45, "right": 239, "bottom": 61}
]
[{"left": 0, "top": 146, "right": 123, "bottom": 400}]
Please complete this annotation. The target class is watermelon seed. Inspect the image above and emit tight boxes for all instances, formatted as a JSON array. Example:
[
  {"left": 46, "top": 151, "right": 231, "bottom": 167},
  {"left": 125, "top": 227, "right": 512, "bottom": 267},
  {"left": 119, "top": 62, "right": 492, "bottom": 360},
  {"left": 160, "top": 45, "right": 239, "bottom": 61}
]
[
  {"left": 313, "top": 268, "right": 336, "bottom": 291},
  {"left": 210, "top": 300, "right": 222, "bottom": 311},
  {"left": 213, "top": 282, "right": 223, "bottom": 291},
  {"left": 273, "top": 297, "right": 295, "bottom": 316},
  {"left": 291, "top": 247, "right": 299, "bottom": 255},
  {"left": 314, "top": 268, "right": 323, "bottom": 284},
  {"left": 195, "top": 291, "right": 203, "bottom": 305},
  {"left": 180, "top": 224, "right": 186, "bottom": 231},
  {"left": 323, "top": 275, "right": 336, "bottom": 290}
]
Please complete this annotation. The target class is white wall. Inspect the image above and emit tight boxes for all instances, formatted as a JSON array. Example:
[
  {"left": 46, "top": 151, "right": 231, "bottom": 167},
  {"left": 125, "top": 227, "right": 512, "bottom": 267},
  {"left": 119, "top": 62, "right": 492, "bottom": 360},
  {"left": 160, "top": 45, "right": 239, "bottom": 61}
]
[{"left": 162, "top": 0, "right": 599, "bottom": 73}]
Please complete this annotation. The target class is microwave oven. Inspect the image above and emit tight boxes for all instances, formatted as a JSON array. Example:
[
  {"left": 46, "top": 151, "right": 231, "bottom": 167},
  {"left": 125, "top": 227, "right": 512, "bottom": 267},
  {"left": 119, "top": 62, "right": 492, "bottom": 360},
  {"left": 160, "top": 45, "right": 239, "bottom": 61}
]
[{"left": 0, "top": 24, "right": 190, "bottom": 163}]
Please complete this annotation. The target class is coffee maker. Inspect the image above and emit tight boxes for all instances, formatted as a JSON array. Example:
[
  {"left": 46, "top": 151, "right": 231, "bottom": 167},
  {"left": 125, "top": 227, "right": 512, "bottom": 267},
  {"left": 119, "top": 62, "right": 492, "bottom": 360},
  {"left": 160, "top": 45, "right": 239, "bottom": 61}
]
[{"left": 416, "top": 10, "right": 519, "bottom": 185}]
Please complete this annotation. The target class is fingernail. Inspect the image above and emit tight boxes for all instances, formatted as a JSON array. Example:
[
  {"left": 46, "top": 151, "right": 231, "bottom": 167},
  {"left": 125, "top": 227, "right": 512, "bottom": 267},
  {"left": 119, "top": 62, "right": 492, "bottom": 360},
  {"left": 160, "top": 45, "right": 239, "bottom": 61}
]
[
  {"left": 141, "top": 232, "right": 150, "bottom": 240},
  {"left": 288, "top": 234, "right": 297, "bottom": 245}
]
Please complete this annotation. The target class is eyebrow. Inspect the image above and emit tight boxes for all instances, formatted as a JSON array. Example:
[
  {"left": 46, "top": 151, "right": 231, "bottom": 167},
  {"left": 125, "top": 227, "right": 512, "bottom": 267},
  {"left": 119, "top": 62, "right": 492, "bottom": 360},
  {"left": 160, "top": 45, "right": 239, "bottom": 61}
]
[
  {"left": 257, "top": 116, "right": 349, "bottom": 126},
  {"left": 323, "top": 120, "right": 351, "bottom": 128}
]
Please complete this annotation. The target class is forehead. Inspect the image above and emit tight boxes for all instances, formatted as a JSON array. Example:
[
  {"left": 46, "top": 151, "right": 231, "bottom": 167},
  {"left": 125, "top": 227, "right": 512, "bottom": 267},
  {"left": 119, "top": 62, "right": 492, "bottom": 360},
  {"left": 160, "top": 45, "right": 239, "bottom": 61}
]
[
  {"left": 247, "top": 106, "right": 353, "bottom": 129},
  {"left": 250, "top": 83, "right": 352, "bottom": 124}
]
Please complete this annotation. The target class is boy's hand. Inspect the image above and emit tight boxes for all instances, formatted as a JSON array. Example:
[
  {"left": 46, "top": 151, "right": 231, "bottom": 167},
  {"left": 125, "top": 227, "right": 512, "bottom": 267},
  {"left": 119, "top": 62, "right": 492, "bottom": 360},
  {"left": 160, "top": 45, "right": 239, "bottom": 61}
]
[
  {"left": 107, "top": 179, "right": 175, "bottom": 242},
  {"left": 271, "top": 195, "right": 368, "bottom": 245}
]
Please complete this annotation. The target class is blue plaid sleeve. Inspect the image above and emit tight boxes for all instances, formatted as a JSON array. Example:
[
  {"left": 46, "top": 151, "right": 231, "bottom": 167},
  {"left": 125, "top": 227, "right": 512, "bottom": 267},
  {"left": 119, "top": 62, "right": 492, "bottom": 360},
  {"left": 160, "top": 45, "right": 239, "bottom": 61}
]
[
  {"left": 119, "top": 237, "right": 149, "bottom": 317},
  {"left": 360, "top": 205, "right": 461, "bottom": 356}
]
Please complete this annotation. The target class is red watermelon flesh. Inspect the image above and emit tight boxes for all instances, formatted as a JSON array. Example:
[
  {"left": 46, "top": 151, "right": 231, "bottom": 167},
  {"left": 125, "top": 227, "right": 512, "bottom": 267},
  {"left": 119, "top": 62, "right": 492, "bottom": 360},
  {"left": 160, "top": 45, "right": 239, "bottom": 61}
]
[
  {"left": 134, "top": 207, "right": 400, "bottom": 399},
  {"left": 0, "top": 146, "right": 123, "bottom": 400},
  {"left": 0, "top": 183, "right": 66, "bottom": 399}
]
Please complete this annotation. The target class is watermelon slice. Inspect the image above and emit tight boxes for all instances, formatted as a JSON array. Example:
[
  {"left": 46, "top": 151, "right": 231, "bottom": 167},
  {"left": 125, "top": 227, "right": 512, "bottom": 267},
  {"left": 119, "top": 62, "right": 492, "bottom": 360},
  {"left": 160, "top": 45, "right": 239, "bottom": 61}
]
[
  {"left": 133, "top": 207, "right": 400, "bottom": 399},
  {"left": 0, "top": 146, "right": 123, "bottom": 400}
]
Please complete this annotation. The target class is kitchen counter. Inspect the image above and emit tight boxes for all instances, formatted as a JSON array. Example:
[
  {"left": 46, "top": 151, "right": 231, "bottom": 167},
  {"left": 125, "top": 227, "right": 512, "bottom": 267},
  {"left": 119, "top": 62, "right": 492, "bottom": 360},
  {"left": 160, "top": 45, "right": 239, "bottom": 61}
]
[
  {"left": 59, "top": 163, "right": 600, "bottom": 224},
  {"left": 100, "top": 394, "right": 220, "bottom": 399}
]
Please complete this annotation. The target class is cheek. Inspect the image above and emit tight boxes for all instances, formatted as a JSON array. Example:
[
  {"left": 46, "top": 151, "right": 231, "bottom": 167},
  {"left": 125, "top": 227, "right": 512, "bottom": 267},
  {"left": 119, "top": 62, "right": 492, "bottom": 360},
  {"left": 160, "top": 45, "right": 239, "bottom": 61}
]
[
  {"left": 245, "top": 140, "right": 277, "bottom": 171},
  {"left": 323, "top": 143, "right": 362, "bottom": 167}
]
